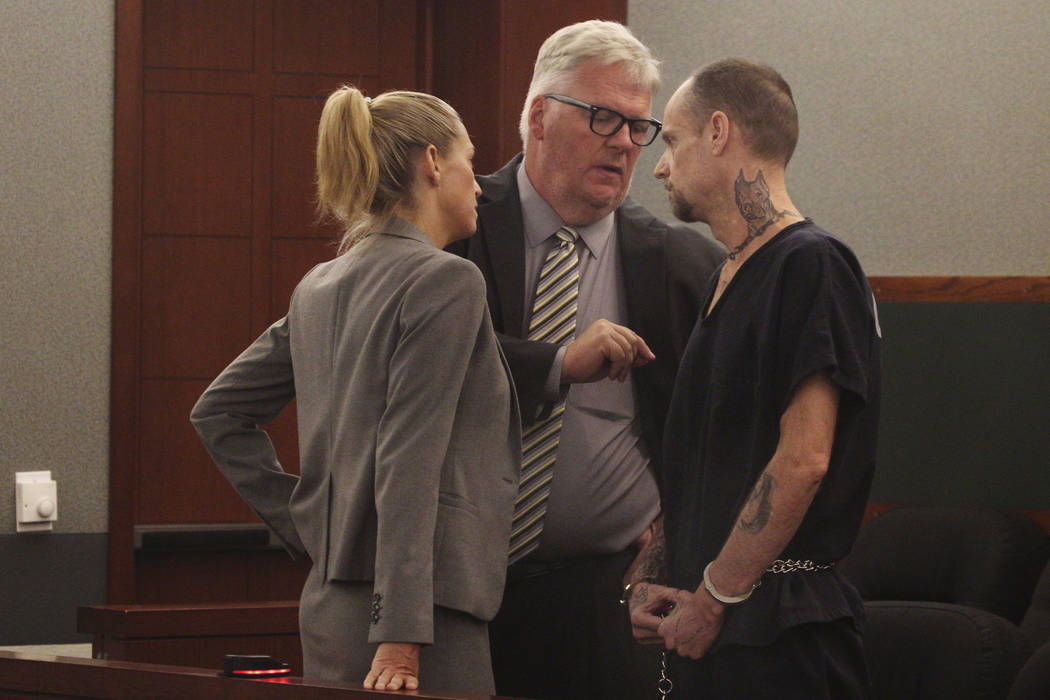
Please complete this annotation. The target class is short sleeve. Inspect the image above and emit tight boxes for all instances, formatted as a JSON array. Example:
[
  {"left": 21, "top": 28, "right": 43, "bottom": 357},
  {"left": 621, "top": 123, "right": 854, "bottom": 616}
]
[{"left": 778, "top": 237, "right": 876, "bottom": 414}]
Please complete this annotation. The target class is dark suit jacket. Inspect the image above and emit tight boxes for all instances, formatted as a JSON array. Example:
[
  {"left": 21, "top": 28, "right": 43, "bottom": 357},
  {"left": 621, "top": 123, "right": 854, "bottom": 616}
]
[{"left": 449, "top": 154, "right": 724, "bottom": 481}]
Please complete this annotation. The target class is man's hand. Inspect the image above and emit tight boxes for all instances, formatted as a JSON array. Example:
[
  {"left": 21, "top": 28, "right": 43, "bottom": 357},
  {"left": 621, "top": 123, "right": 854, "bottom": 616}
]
[
  {"left": 363, "top": 642, "right": 420, "bottom": 691},
  {"left": 562, "top": 319, "right": 655, "bottom": 383},
  {"left": 628, "top": 582, "right": 679, "bottom": 645},
  {"left": 657, "top": 587, "right": 726, "bottom": 659}
]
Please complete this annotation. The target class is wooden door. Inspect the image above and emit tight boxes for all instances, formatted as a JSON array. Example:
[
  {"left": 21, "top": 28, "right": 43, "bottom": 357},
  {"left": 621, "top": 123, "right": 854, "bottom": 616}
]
[
  {"left": 110, "top": 0, "right": 627, "bottom": 604},
  {"left": 110, "top": 0, "right": 426, "bottom": 603}
]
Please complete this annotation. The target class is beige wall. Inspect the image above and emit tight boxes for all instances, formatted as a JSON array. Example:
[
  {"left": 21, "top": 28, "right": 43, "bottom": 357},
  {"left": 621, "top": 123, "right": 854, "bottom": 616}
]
[
  {"left": 1, "top": 0, "right": 113, "bottom": 534},
  {"left": 628, "top": 0, "right": 1050, "bottom": 274}
]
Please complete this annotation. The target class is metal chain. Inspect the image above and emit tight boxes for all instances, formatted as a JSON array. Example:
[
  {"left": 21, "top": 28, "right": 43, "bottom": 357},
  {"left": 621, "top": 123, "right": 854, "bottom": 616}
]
[
  {"left": 765, "top": 558, "right": 834, "bottom": 574},
  {"left": 650, "top": 559, "right": 832, "bottom": 697},
  {"left": 658, "top": 651, "right": 673, "bottom": 698}
]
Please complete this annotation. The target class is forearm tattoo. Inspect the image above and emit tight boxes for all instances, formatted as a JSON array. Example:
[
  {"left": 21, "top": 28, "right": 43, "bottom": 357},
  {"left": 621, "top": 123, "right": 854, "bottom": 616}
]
[
  {"left": 729, "top": 170, "right": 798, "bottom": 260},
  {"left": 738, "top": 472, "right": 775, "bottom": 533},
  {"left": 636, "top": 519, "right": 668, "bottom": 583}
]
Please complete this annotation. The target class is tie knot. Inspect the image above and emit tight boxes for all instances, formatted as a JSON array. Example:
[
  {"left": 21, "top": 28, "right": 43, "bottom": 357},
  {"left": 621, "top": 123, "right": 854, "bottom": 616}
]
[{"left": 555, "top": 226, "right": 579, "bottom": 245}]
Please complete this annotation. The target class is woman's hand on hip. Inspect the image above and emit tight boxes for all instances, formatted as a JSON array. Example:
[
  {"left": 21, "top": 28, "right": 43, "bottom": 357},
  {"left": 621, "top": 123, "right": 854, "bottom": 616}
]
[{"left": 364, "top": 642, "right": 420, "bottom": 691}]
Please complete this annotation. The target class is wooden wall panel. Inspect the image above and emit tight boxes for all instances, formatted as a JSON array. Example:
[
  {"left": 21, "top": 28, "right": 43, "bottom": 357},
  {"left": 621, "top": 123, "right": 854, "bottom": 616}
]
[
  {"left": 143, "top": 0, "right": 254, "bottom": 71},
  {"left": 431, "top": 2, "right": 502, "bottom": 174},
  {"left": 113, "top": 0, "right": 429, "bottom": 604},
  {"left": 272, "top": 96, "right": 340, "bottom": 240},
  {"left": 135, "top": 551, "right": 309, "bottom": 603},
  {"left": 142, "top": 92, "right": 254, "bottom": 238},
  {"left": 431, "top": 0, "right": 628, "bottom": 174},
  {"left": 137, "top": 552, "right": 266, "bottom": 603},
  {"left": 138, "top": 380, "right": 254, "bottom": 524},
  {"left": 376, "top": 0, "right": 424, "bottom": 90},
  {"left": 273, "top": 0, "right": 380, "bottom": 74},
  {"left": 111, "top": 0, "right": 146, "bottom": 605},
  {"left": 496, "top": 0, "right": 629, "bottom": 165},
  {"left": 140, "top": 236, "right": 253, "bottom": 378}
]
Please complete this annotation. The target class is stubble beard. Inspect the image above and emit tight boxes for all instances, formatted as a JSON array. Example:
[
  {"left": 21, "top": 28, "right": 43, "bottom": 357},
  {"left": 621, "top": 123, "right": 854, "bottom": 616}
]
[{"left": 670, "top": 190, "right": 702, "bottom": 224}]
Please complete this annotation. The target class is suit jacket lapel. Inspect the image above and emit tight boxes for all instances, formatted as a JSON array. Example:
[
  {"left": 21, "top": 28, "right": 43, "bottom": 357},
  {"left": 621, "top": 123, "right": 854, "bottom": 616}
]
[
  {"left": 617, "top": 198, "right": 667, "bottom": 334},
  {"left": 477, "top": 155, "right": 528, "bottom": 338},
  {"left": 478, "top": 160, "right": 669, "bottom": 342}
]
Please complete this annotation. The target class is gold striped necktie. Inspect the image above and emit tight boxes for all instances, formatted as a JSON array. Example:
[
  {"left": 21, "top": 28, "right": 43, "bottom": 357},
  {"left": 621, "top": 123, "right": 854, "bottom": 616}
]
[{"left": 508, "top": 226, "right": 580, "bottom": 565}]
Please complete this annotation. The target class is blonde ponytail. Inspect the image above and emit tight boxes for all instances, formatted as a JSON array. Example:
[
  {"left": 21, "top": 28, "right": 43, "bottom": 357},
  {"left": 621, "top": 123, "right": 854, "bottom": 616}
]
[
  {"left": 315, "top": 86, "right": 462, "bottom": 253},
  {"left": 316, "top": 86, "right": 379, "bottom": 251}
]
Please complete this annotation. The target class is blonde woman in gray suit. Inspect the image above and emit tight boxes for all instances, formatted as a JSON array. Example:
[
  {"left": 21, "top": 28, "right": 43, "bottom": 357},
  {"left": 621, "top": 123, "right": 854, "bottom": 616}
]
[{"left": 191, "top": 87, "right": 520, "bottom": 694}]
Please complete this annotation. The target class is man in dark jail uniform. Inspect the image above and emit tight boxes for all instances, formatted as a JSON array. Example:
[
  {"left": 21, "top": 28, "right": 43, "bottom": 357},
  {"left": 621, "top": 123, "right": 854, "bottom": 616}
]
[{"left": 628, "top": 58, "right": 882, "bottom": 699}]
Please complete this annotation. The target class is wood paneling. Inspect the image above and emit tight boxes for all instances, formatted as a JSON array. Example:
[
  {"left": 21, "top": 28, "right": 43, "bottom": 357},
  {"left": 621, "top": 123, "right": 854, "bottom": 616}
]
[
  {"left": 430, "top": 2, "right": 502, "bottom": 174},
  {"left": 142, "top": 92, "right": 254, "bottom": 238},
  {"left": 272, "top": 0, "right": 380, "bottom": 74},
  {"left": 496, "top": 0, "right": 629, "bottom": 167},
  {"left": 112, "top": 0, "right": 423, "bottom": 603},
  {"left": 431, "top": 0, "right": 629, "bottom": 175},
  {"left": 140, "top": 236, "right": 253, "bottom": 378},
  {"left": 143, "top": 0, "right": 254, "bottom": 71},
  {"left": 135, "top": 551, "right": 309, "bottom": 603},
  {"left": 272, "top": 96, "right": 340, "bottom": 240},
  {"left": 117, "top": 634, "right": 298, "bottom": 673},
  {"left": 138, "top": 380, "right": 254, "bottom": 524},
  {"left": 111, "top": 0, "right": 145, "bottom": 606},
  {"left": 79, "top": 601, "right": 298, "bottom": 639},
  {"left": 870, "top": 276, "right": 1050, "bottom": 302}
]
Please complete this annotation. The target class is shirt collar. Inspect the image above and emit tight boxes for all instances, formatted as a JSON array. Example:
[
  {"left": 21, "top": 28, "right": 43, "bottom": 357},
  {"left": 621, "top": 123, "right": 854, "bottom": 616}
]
[{"left": 516, "top": 160, "right": 615, "bottom": 260}]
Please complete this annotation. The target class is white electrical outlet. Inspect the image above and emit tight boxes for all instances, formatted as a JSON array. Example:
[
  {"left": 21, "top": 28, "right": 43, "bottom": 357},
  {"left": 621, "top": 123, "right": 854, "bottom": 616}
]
[{"left": 15, "top": 471, "right": 57, "bottom": 533}]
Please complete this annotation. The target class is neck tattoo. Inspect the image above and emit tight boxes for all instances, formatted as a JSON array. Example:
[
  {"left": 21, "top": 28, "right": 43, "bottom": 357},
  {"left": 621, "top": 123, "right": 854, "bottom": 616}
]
[{"left": 729, "top": 169, "right": 798, "bottom": 261}]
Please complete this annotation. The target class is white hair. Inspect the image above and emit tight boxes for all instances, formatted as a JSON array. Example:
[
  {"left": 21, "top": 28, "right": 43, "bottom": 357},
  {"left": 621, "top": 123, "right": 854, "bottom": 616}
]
[{"left": 519, "top": 20, "right": 661, "bottom": 145}]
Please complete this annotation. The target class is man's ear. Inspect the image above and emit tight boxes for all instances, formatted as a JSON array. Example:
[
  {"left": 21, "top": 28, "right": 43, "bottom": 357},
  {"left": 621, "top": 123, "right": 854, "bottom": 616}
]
[
  {"left": 420, "top": 143, "right": 441, "bottom": 185},
  {"left": 527, "top": 95, "right": 547, "bottom": 141},
  {"left": 709, "top": 111, "right": 730, "bottom": 155}
]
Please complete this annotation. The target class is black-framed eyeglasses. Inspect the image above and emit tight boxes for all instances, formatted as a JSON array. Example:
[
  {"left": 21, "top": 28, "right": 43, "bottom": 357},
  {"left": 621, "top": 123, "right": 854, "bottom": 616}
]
[{"left": 544, "top": 94, "right": 662, "bottom": 147}]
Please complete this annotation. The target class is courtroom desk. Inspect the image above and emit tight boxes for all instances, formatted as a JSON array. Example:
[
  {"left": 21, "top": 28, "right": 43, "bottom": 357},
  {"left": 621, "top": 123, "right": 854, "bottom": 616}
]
[
  {"left": 0, "top": 651, "right": 525, "bottom": 699},
  {"left": 77, "top": 602, "right": 303, "bottom": 675}
]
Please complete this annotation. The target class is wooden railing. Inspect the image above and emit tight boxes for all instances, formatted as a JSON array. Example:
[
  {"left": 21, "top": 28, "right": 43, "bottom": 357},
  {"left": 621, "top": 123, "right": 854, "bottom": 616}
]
[
  {"left": 0, "top": 650, "right": 525, "bottom": 699},
  {"left": 78, "top": 601, "right": 303, "bottom": 674}
]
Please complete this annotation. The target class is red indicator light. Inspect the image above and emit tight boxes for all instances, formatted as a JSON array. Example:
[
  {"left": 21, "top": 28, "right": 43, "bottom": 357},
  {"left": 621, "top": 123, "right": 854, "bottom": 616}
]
[
  {"left": 232, "top": 668, "right": 292, "bottom": 676},
  {"left": 222, "top": 654, "right": 293, "bottom": 679}
]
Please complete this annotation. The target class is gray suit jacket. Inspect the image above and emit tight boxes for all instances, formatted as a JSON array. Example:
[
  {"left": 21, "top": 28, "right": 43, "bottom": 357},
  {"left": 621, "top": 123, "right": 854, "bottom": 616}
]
[{"left": 191, "top": 218, "right": 521, "bottom": 645}]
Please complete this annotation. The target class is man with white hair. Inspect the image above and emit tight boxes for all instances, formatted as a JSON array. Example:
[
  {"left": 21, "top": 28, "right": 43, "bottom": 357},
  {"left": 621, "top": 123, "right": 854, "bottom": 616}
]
[{"left": 450, "top": 19, "right": 724, "bottom": 699}]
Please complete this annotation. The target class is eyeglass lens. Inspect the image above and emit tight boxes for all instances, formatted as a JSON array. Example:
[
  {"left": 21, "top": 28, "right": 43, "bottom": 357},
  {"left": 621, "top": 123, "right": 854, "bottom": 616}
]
[{"left": 590, "top": 107, "right": 658, "bottom": 146}]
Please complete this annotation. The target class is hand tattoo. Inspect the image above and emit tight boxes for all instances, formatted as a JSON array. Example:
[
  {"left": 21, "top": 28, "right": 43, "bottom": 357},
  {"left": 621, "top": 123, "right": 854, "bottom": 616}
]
[{"left": 629, "top": 584, "right": 650, "bottom": 611}]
